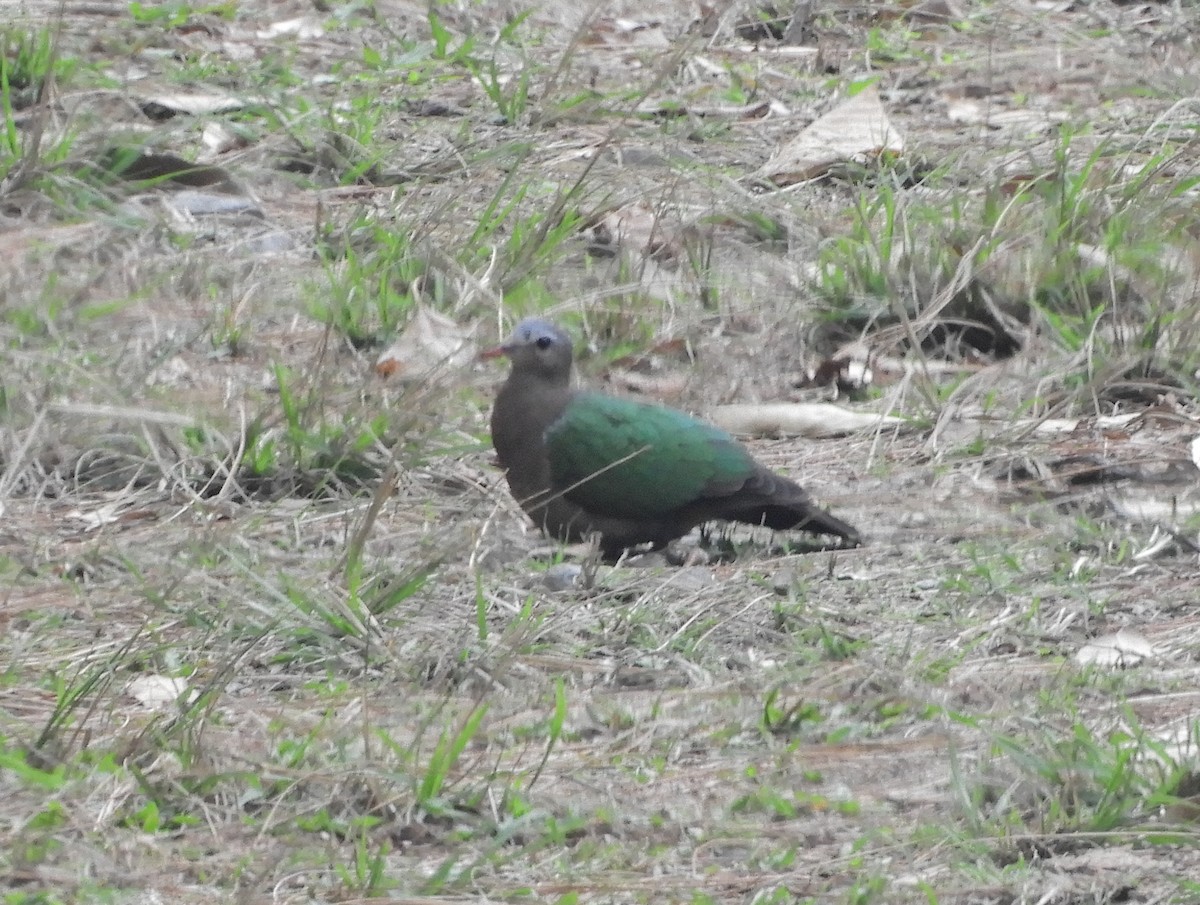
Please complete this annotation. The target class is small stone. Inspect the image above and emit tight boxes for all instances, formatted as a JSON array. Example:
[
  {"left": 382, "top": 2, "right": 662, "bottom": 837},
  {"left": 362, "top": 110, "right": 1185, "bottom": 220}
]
[
  {"left": 543, "top": 563, "right": 583, "bottom": 591},
  {"left": 771, "top": 570, "right": 795, "bottom": 595},
  {"left": 670, "top": 567, "right": 715, "bottom": 591}
]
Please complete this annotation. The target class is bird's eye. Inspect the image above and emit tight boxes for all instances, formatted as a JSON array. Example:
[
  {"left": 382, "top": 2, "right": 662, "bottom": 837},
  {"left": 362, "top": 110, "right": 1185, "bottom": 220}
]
[{"left": 535, "top": 336, "right": 553, "bottom": 350}]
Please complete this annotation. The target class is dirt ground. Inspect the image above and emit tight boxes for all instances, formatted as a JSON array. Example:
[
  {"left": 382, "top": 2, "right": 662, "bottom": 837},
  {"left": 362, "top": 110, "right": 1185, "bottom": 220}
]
[{"left": 3, "top": 0, "right": 1200, "bottom": 902}]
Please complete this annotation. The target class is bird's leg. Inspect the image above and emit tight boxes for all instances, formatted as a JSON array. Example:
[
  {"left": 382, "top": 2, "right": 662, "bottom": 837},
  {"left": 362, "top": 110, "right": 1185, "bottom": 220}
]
[
  {"left": 580, "top": 530, "right": 604, "bottom": 590},
  {"left": 665, "top": 540, "right": 709, "bottom": 567}
]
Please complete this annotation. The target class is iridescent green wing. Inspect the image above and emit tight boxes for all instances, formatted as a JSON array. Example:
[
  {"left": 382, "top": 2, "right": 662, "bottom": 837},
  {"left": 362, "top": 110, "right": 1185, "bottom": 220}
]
[{"left": 545, "top": 392, "right": 753, "bottom": 519}]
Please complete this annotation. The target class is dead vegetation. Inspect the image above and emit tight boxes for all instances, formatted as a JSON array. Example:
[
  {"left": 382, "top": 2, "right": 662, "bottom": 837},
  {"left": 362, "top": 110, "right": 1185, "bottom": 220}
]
[{"left": 3, "top": 0, "right": 1200, "bottom": 902}]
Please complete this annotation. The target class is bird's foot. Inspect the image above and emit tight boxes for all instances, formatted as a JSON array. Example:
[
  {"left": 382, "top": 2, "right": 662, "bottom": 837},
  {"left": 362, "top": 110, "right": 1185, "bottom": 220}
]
[
  {"left": 665, "top": 541, "right": 710, "bottom": 567},
  {"left": 580, "top": 531, "right": 605, "bottom": 589}
]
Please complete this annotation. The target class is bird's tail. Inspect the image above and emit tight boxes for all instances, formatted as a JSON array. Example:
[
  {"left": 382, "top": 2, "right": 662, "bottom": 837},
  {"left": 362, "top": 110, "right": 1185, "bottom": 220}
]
[
  {"left": 734, "top": 468, "right": 862, "bottom": 546},
  {"left": 789, "top": 504, "right": 861, "bottom": 546}
]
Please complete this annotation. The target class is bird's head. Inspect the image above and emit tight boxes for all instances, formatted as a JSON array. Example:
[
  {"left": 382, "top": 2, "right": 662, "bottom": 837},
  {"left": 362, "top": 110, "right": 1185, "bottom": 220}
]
[{"left": 482, "top": 318, "right": 574, "bottom": 383}]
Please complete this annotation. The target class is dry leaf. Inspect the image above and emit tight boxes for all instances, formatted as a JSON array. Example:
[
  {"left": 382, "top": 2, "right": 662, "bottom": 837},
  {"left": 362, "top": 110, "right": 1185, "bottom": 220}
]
[
  {"left": 604, "top": 369, "right": 690, "bottom": 401},
  {"left": 603, "top": 337, "right": 693, "bottom": 400},
  {"left": 759, "top": 85, "right": 904, "bottom": 186},
  {"left": 606, "top": 337, "right": 693, "bottom": 371},
  {"left": 1132, "top": 527, "right": 1193, "bottom": 561},
  {"left": 803, "top": 341, "right": 874, "bottom": 392},
  {"left": 1030, "top": 414, "right": 1141, "bottom": 435},
  {"left": 105, "top": 149, "right": 239, "bottom": 191},
  {"left": 142, "top": 92, "right": 247, "bottom": 118},
  {"left": 126, "top": 675, "right": 192, "bottom": 710},
  {"left": 167, "top": 191, "right": 261, "bottom": 218},
  {"left": 1075, "top": 630, "right": 1155, "bottom": 668},
  {"left": 586, "top": 17, "right": 669, "bottom": 47},
  {"left": 257, "top": 17, "right": 325, "bottom": 39},
  {"left": 709, "top": 403, "right": 905, "bottom": 438},
  {"left": 201, "top": 122, "right": 249, "bottom": 155},
  {"left": 946, "top": 97, "right": 989, "bottom": 126},
  {"left": 1108, "top": 495, "right": 1200, "bottom": 523},
  {"left": 903, "top": 0, "right": 961, "bottom": 24},
  {"left": 376, "top": 307, "right": 475, "bottom": 379},
  {"left": 68, "top": 502, "right": 123, "bottom": 530},
  {"left": 587, "top": 202, "right": 682, "bottom": 262},
  {"left": 67, "top": 504, "right": 158, "bottom": 531}
]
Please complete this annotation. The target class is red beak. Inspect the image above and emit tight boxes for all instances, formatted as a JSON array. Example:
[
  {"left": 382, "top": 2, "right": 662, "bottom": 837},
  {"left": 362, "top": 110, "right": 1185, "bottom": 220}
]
[{"left": 479, "top": 343, "right": 510, "bottom": 360}]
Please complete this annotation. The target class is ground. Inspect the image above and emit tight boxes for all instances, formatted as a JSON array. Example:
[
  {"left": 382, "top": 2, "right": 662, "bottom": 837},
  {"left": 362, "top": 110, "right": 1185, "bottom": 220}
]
[{"left": 3, "top": 0, "right": 1200, "bottom": 903}]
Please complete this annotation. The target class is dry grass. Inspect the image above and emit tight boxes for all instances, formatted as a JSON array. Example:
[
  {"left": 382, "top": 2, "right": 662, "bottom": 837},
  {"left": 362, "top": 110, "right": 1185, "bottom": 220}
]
[{"left": 3, "top": 0, "right": 1200, "bottom": 903}]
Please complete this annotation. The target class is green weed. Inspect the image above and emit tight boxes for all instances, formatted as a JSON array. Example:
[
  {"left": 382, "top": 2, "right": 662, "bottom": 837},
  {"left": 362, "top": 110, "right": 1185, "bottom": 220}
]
[{"left": 128, "top": 2, "right": 237, "bottom": 28}]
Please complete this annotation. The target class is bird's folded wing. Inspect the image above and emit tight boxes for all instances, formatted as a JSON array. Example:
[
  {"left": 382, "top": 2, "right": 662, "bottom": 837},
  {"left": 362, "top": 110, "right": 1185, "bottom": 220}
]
[{"left": 545, "top": 392, "right": 754, "bottom": 519}]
